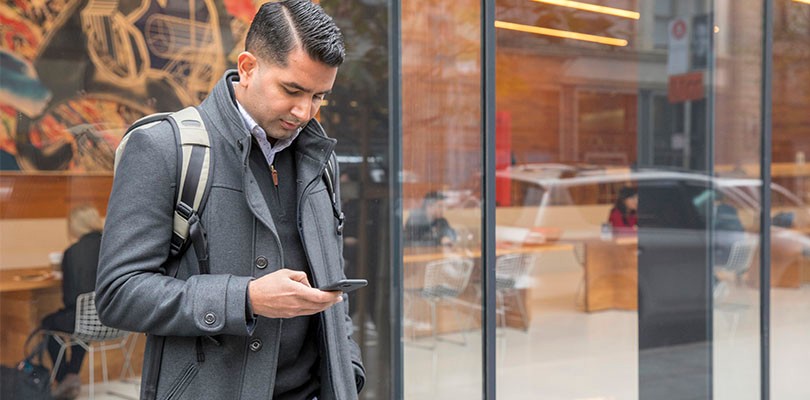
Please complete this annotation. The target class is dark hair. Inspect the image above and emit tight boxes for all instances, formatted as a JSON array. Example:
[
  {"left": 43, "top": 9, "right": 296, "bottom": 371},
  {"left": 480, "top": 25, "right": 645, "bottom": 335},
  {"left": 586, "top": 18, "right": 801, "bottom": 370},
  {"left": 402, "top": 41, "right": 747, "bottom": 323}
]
[
  {"left": 245, "top": 0, "right": 345, "bottom": 67},
  {"left": 422, "top": 191, "right": 446, "bottom": 207},
  {"left": 614, "top": 186, "right": 637, "bottom": 218}
]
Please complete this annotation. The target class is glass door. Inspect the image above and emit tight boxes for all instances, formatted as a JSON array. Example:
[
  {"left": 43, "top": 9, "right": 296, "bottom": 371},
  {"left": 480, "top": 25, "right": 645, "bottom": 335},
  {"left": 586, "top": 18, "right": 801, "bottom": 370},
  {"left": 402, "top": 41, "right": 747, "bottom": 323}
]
[
  {"left": 492, "top": 0, "right": 765, "bottom": 399},
  {"left": 771, "top": 0, "right": 810, "bottom": 398},
  {"left": 400, "top": 1, "right": 484, "bottom": 398}
]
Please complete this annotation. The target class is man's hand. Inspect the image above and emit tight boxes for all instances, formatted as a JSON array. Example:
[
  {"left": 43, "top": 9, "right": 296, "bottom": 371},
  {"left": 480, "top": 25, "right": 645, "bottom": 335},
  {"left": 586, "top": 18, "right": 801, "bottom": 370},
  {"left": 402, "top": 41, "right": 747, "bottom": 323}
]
[{"left": 248, "top": 269, "right": 343, "bottom": 318}]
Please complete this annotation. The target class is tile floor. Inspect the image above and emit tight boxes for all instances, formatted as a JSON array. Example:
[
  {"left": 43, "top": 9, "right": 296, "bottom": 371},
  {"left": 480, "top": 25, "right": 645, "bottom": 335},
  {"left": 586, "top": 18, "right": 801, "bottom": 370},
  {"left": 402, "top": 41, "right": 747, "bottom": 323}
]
[
  {"left": 75, "top": 379, "right": 140, "bottom": 400},
  {"left": 404, "top": 268, "right": 810, "bottom": 400},
  {"left": 75, "top": 270, "right": 809, "bottom": 400}
]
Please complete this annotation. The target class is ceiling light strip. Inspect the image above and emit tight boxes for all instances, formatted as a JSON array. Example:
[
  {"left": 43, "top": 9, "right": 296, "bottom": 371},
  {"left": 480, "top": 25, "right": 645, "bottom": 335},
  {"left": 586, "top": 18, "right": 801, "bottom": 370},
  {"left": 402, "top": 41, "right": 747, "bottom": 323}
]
[
  {"left": 793, "top": 0, "right": 810, "bottom": 5},
  {"left": 531, "top": 0, "right": 640, "bottom": 19},
  {"left": 495, "top": 20, "right": 629, "bottom": 46}
]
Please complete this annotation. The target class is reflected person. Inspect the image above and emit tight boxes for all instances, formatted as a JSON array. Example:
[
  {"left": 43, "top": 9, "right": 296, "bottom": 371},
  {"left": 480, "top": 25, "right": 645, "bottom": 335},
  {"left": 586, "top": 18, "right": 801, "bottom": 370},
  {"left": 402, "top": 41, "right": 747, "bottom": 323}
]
[
  {"left": 404, "top": 191, "right": 457, "bottom": 246},
  {"left": 608, "top": 186, "right": 638, "bottom": 235},
  {"left": 714, "top": 191, "right": 745, "bottom": 265}
]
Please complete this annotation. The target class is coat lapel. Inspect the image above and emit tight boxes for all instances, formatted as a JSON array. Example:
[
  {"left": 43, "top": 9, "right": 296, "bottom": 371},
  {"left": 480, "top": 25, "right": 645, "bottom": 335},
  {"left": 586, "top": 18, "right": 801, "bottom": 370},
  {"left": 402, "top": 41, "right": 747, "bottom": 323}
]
[
  {"left": 294, "top": 120, "right": 337, "bottom": 205},
  {"left": 243, "top": 162, "right": 278, "bottom": 234}
]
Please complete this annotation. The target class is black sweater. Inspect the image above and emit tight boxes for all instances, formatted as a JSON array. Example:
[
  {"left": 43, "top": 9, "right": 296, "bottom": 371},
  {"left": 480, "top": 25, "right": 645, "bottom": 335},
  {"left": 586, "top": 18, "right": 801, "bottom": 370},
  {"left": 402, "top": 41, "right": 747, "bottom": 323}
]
[{"left": 62, "top": 231, "right": 102, "bottom": 310}]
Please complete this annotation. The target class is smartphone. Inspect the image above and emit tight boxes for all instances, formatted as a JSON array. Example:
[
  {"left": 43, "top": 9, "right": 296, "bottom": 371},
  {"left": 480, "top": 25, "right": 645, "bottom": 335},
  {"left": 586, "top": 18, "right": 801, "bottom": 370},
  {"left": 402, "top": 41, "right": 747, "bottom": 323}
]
[{"left": 320, "top": 279, "right": 368, "bottom": 293}]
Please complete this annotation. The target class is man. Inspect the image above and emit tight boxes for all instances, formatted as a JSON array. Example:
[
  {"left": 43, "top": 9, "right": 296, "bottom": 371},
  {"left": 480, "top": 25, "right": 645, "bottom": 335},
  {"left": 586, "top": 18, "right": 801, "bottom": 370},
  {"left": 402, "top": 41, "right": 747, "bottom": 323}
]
[
  {"left": 96, "top": 2, "right": 364, "bottom": 399},
  {"left": 404, "top": 191, "right": 457, "bottom": 246}
]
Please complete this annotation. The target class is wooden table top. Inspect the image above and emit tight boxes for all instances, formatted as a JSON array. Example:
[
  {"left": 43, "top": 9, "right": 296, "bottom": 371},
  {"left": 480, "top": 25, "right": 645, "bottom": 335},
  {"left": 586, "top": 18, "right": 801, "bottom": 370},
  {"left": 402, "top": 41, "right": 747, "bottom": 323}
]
[
  {"left": 403, "top": 241, "right": 575, "bottom": 264},
  {"left": 790, "top": 226, "right": 810, "bottom": 235},
  {"left": 0, "top": 267, "right": 61, "bottom": 293}
]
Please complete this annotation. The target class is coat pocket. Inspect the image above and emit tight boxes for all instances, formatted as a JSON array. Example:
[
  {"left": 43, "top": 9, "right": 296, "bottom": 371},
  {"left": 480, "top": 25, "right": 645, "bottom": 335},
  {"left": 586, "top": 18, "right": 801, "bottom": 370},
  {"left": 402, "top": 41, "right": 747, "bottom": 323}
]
[{"left": 162, "top": 362, "right": 198, "bottom": 400}]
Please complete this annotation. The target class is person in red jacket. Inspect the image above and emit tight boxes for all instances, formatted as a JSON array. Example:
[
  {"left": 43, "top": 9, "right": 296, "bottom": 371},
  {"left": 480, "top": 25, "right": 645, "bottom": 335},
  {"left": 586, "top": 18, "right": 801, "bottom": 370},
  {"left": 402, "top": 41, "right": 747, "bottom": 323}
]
[{"left": 608, "top": 186, "right": 638, "bottom": 235}]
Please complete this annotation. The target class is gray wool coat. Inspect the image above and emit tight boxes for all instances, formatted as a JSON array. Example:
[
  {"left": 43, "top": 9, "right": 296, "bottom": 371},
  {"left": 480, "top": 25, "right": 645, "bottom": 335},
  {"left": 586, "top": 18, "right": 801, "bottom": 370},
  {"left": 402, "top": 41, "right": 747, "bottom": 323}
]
[{"left": 96, "top": 70, "right": 364, "bottom": 400}]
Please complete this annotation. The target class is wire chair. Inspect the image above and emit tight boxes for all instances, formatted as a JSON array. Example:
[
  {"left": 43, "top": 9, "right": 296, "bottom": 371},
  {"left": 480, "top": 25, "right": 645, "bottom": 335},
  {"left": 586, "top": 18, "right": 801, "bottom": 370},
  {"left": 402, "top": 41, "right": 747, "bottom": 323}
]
[
  {"left": 48, "top": 292, "right": 135, "bottom": 400},
  {"left": 407, "top": 257, "right": 475, "bottom": 346},
  {"left": 715, "top": 237, "right": 757, "bottom": 286},
  {"left": 495, "top": 253, "right": 535, "bottom": 331}
]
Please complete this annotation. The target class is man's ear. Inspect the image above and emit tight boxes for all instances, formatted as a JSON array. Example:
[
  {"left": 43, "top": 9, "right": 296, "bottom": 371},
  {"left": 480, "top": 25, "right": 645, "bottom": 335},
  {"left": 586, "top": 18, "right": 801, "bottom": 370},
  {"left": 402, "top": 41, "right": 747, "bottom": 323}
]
[{"left": 237, "top": 51, "right": 258, "bottom": 87}]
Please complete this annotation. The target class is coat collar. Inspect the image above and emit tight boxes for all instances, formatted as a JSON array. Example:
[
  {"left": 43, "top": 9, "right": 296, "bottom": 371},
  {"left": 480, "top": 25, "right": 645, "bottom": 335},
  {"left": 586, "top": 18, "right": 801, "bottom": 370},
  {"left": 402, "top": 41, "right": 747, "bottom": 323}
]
[
  {"left": 293, "top": 119, "right": 337, "bottom": 207},
  {"left": 200, "top": 70, "right": 337, "bottom": 171},
  {"left": 201, "top": 71, "right": 338, "bottom": 232},
  {"left": 199, "top": 70, "right": 247, "bottom": 153}
]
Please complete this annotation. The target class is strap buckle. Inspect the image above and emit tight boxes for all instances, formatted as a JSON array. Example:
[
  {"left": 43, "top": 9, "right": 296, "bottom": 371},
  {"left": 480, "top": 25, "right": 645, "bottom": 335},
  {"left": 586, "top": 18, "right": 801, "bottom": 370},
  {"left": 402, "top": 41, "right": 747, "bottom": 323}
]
[{"left": 336, "top": 211, "right": 345, "bottom": 236}]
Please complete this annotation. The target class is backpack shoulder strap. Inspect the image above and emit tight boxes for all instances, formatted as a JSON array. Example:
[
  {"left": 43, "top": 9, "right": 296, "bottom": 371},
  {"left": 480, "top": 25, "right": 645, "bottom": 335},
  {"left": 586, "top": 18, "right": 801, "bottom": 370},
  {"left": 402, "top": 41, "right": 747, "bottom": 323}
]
[
  {"left": 167, "top": 107, "right": 212, "bottom": 262},
  {"left": 321, "top": 151, "right": 344, "bottom": 235},
  {"left": 114, "top": 112, "right": 172, "bottom": 173}
]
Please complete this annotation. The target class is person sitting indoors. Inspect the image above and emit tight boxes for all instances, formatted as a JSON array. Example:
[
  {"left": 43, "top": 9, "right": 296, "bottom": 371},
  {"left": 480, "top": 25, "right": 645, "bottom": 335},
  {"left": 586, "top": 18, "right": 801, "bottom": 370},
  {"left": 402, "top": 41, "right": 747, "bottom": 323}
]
[
  {"left": 404, "top": 191, "right": 457, "bottom": 246},
  {"left": 608, "top": 187, "right": 638, "bottom": 235},
  {"left": 41, "top": 205, "right": 103, "bottom": 400},
  {"left": 713, "top": 191, "right": 745, "bottom": 266}
]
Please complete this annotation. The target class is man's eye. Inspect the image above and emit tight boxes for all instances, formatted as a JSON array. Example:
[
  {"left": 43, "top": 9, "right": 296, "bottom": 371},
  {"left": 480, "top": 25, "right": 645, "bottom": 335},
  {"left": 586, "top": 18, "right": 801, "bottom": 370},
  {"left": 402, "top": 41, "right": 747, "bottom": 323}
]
[{"left": 284, "top": 88, "right": 299, "bottom": 95}]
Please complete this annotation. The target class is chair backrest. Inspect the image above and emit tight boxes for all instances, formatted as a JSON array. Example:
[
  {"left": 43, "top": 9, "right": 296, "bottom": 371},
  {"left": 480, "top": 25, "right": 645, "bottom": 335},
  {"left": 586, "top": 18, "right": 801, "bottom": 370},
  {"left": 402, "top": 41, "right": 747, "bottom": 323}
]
[
  {"left": 73, "top": 292, "right": 128, "bottom": 342},
  {"left": 717, "top": 238, "right": 757, "bottom": 275},
  {"left": 422, "top": 258, "right": 474, "bottom": 299},
  {"left": 495, "top": 253, "right": 534, "bottom": 290}
]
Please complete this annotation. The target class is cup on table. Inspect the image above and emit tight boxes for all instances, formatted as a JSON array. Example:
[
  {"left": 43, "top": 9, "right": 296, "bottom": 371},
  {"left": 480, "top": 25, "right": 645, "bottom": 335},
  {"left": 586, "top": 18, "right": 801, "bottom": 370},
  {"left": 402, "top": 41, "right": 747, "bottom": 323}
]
[{"left": 49, "top": 252, "right": 63, "bottom": 272}]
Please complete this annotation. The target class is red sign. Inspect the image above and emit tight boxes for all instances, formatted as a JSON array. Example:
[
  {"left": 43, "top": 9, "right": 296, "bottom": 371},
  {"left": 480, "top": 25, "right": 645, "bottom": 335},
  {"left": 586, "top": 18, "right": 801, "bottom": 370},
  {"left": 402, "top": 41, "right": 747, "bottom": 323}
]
[
  {"left": 496, "top": 111, "right": 512, "bottom": 206},
  {"left": 668, "top": 72, "right": 705, "bottom": 103},
  {"left": 671, "top": 19, "right": 687, "bottom": 40}
]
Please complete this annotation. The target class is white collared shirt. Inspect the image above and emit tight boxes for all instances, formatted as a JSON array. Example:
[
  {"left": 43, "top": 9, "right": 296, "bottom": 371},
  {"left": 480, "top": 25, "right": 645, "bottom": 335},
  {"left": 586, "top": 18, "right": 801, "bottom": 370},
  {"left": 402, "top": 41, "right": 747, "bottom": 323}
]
[{"left": 234, "top": 95, "right": 300, "bottom": 168}]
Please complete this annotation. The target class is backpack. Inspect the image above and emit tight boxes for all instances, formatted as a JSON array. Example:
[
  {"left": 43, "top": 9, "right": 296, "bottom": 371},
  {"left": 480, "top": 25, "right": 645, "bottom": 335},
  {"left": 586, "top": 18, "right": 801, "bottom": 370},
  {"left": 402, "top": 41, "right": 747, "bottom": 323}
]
[
  {"left": 116, "top": 107, "right": 345, "bottom": 271},
  {"left": 0, "top": 330, "right": 52, "bottom": 400}
]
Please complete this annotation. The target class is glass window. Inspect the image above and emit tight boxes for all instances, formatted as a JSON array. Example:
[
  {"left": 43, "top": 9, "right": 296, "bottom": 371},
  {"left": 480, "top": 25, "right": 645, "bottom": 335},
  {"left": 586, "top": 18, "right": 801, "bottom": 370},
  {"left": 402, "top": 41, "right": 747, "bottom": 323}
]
[
  {"left": 771, "top": 0, "right": 810, "bottom": 398},
  {"left": 653, "top": 0, "right": 675, "bottom": 48},
  {"left": 401, "top": 1, "right": 484, "bottom": 399},
  {"left": 493, "top": 0, "right": 764, "bottom": 399}
]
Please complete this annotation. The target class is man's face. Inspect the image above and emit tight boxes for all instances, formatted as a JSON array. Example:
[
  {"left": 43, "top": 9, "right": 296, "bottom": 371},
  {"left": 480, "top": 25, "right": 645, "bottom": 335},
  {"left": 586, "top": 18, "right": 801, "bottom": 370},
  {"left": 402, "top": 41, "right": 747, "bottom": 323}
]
[
  {"left": 235, "top": 47, "right": 338, "bottom": 142},
  {"left": 426, "top": 200, "right": 445, "bottom": 220}
]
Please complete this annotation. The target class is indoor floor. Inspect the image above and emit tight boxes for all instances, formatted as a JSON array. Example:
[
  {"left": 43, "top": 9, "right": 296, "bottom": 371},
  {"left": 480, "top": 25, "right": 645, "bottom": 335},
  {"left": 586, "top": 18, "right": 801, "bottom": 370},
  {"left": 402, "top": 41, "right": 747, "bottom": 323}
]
[{"left": 70, "top": 270, "right": 809, "bottom": 400}]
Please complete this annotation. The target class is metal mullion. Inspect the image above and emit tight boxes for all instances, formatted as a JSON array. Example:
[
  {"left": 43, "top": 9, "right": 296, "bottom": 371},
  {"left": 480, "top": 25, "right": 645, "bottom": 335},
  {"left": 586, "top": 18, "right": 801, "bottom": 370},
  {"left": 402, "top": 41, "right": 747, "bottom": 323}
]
[
  {"left": 760, "top": 0, "right": 773, "bottom": 398},
  {"left": 482, "top": 0, "right": 496, "bottom": 399},
  {"left": 390, "top": 0, "right": 403, "bottom": 398}
]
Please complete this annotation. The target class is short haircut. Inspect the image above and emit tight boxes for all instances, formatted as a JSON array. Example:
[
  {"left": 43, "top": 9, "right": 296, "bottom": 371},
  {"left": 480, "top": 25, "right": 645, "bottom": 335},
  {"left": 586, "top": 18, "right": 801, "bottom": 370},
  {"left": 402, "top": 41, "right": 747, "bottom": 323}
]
[
  {"left": 245, "top": 0, "right": 345, "bottom": 67},
  {"left": 422, "top": 191, "right": 446, "bottom": 207},
  {"left": 68, "top": 204, "right": 103, "bottom": 239}
]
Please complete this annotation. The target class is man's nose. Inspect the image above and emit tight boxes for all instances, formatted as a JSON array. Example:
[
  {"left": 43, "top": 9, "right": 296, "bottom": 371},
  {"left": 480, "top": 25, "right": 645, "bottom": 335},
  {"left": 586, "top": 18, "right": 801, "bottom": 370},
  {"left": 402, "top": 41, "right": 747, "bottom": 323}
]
[{"left": 291, "top": 98, "right": 313, "bottom": 121}]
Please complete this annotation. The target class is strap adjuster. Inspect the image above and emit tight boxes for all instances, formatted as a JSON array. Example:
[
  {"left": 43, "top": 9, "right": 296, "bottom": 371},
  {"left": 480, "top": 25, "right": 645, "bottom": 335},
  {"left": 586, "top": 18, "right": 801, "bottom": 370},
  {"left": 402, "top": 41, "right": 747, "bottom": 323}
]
[
  {"left": 169, "top": 233, "right": 184, "bottom": 255},
  {"left": 336, "top": 211, "right": 345, "bottom": 235},
  {"left": 176, "top": 202, "right": 194, "bottom": 220}
]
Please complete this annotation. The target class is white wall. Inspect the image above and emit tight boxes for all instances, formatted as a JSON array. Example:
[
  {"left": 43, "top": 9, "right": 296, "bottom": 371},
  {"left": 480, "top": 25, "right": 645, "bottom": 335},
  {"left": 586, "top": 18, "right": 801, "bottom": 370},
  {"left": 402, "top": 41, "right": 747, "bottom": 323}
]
[{"left": 0, "top": 218, "right": 69, "bottom": 269}]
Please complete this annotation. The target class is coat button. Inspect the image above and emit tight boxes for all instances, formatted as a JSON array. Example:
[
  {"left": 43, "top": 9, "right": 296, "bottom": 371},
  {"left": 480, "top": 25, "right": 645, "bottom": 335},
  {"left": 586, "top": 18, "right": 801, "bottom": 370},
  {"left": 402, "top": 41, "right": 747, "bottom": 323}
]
[
  {"left": 255, "top": 256, "right": 268, "bottom": 269},
  {"left": 249, "top": 338, "right": 263, "bottom": 352},
  {"left": 203, "top": 312, "right": 216, "bottom": 325}
]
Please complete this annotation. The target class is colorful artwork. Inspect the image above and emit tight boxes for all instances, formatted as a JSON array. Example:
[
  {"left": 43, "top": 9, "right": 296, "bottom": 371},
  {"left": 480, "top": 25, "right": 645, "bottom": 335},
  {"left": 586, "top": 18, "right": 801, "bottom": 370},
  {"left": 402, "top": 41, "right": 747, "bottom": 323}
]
[{"left": 0, "top": 0, "right": 261, "bottom": 172}]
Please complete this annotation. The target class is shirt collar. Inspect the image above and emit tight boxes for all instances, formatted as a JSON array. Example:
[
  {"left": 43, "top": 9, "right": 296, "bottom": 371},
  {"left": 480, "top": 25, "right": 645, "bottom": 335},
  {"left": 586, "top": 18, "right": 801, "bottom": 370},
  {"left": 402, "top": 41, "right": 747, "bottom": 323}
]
[{"left": 232, "top": 83, "right": 300, "bottom": 166}]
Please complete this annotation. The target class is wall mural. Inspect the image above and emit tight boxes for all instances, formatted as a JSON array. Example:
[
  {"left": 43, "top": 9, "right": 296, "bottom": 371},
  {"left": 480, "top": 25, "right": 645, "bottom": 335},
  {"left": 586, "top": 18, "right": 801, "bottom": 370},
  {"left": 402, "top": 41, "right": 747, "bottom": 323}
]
[{"left": 0, "top": 0, "right": 262, "bottom": 171}]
